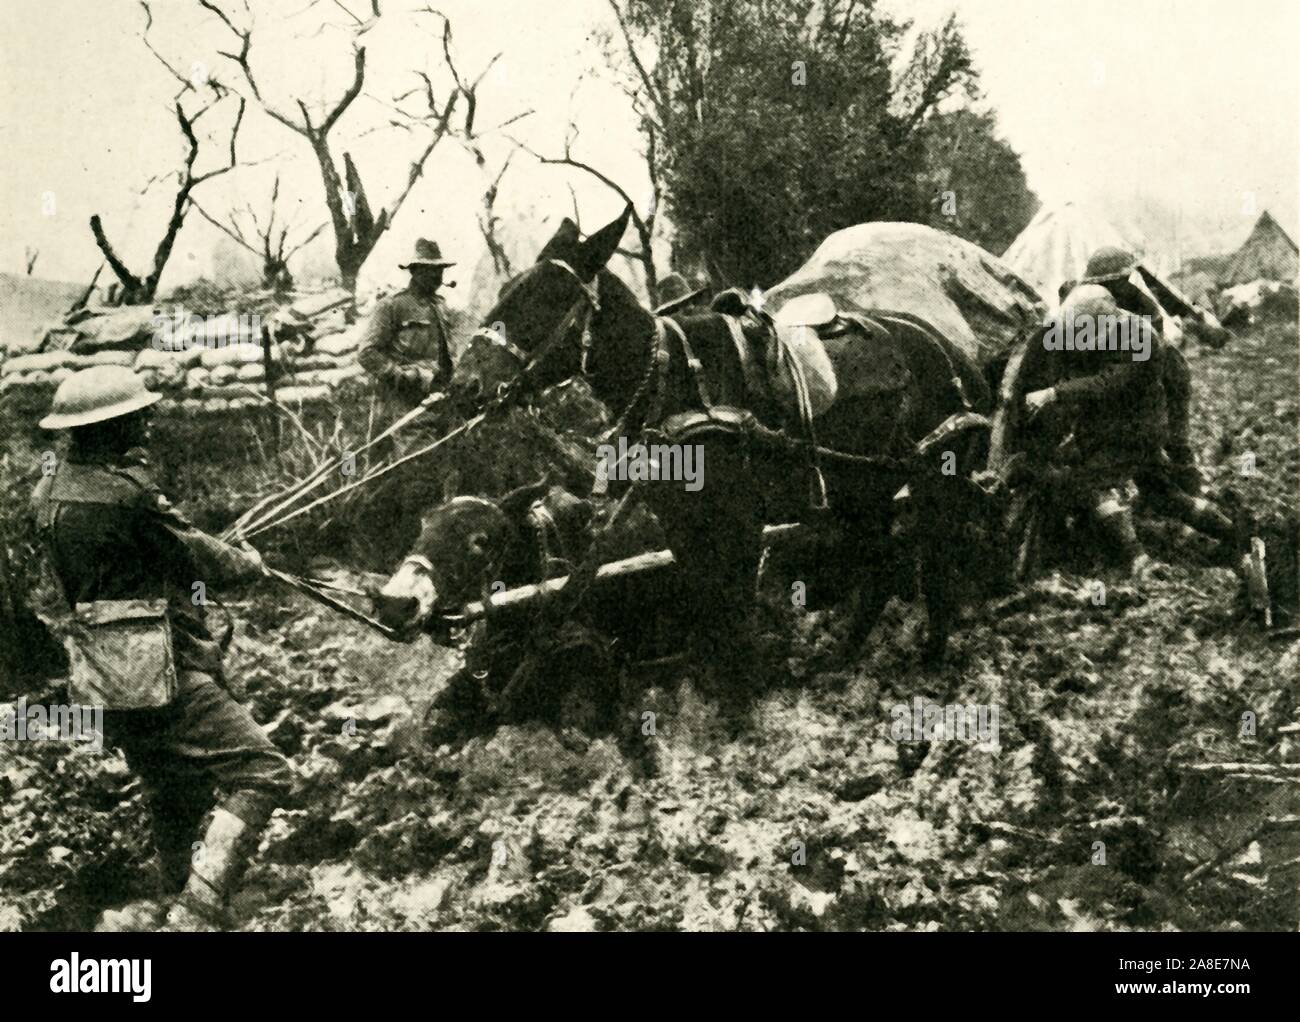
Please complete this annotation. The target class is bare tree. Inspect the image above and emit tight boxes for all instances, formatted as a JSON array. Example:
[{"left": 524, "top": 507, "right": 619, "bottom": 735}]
[
  {"left": 192, "top": 174, "right": 328, "bottom": 292},
  {"left": 468, "top": 151, "right": 515, "bottom": 278},
  {"left": 90, "top": 99, "right": 245, "bottom": 305},
  {"left": 88, "top": 3, "right": 245, "bottom": 305},
  {"left": 197, "top": 1, "right": 504, "bottom": 298}
]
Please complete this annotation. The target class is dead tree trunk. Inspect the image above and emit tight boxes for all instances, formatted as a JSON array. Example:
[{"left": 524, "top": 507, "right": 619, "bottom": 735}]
[{"left": 90, "top": 99, "right": 244, "bottom": 305}]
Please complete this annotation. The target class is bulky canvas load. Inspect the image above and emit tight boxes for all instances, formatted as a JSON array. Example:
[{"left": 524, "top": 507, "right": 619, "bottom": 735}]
[{"left": 764, "top": 221, "right": 1046, "bottom": 370}]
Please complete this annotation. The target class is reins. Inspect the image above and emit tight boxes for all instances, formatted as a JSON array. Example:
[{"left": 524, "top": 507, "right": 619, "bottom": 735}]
[{"left": 223, "top": 261, "right": 603, "bottom": 638}]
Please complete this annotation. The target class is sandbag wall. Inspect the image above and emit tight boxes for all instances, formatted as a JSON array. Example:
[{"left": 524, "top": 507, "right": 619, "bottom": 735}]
[{"left": 0, "top": 314, "right": 369, "bottom": 416}]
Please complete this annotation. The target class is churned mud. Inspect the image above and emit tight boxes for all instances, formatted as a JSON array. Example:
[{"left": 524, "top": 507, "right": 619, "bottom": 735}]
[{"left": 1, "top": 323, "right": 1295, "bottom": 931}]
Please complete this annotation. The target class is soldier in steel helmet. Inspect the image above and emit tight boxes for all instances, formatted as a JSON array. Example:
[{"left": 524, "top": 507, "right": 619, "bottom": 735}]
[
  {"left": 30, "top": 365, "right": 291, "bottom": 931},
  {"left": 1024, "top": 247, "right": 1232, "bottom": 573}
]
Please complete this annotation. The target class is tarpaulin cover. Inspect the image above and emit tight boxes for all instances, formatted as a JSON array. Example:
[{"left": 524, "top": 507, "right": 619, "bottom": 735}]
[{"left": 764, "top": 221, "right": 1046, "bottom": 370}]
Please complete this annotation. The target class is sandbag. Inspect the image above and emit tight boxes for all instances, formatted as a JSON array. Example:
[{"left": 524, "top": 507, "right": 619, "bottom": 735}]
[
  {"left": 135, "top": 347, "right": 191, "bottom": 370},
  {"left": 296, "top": 365, "right": 365, "bottom": 388},
  {"left": 67, "top": 307, "right": 158, "bottom": 351},
  {"left": 1, "top": 351, "right": 77, "bottom": 376},
  {"left": 208, "top": 364, "right": 238, "bottom": 386},
  {"left": 80, "top": 350, "right": 135, "bottom": 368},
  {"left": 274, "top": 384, "right": 331, "bottom": 405},
  {"left": 293, "top": 353, "right": 350, "bottom": 371},
  {"left": 200, "top": 341, "right": 269, "bottom": 368},
  {"left": 315, "top": 330, "right": 362, "bottom": 357}
]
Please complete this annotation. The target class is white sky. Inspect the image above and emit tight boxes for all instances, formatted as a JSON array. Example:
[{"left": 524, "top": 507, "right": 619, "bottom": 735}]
[{"left": 1, "top": 0, "right": 1296, "bottom": 302}]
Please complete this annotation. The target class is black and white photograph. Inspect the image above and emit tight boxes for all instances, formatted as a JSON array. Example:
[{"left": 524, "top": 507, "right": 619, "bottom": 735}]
[{"left": 0, "top": 0, "right": 1296, "bottom": 987}]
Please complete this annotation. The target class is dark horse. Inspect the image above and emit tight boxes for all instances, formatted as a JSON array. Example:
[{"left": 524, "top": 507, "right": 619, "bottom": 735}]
[
  {"left": 373, "top": 474, "right": 671, "bottom": 734},
  {"left": 442, "top": 207, "right": 997, "bottom": 666}
]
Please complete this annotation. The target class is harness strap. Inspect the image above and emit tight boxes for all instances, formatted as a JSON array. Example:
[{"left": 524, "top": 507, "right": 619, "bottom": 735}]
[
  {"left": 661, "top": 316, "right": 714, "bottom": 412},
  {"left": 645, "top": 317, "right": 674, "bottom": 428},
  {"left": 478, "top": 324, "right": 530, "bottom": 364},
  {"left": 547, "top": 259, "right": 601, "bottom": 310},
  {"left": 774, "top": 326, "right": 829, "bottom": 510},
  {"left": 722, "top": 314, "right": 772, "bottom": 410}
]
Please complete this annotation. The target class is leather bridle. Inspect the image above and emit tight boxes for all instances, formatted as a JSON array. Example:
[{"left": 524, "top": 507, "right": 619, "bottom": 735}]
[{"left": 469, "top": 259, "right": 602, "bottom": 379}]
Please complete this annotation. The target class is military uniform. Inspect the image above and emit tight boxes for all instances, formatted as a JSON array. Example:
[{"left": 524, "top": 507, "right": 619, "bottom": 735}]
[
  {"left": 358, "top": 288, "right": 454, "bottom": 411},
  {"left": 31, "top": 449, "right": 291, "bottom": 899},
  {"left": 1044, "top": 255, "right": 1231, "bottom": 559},
  {"left": 1051, "top": 283, "right": 1167, "bottom": 467}
]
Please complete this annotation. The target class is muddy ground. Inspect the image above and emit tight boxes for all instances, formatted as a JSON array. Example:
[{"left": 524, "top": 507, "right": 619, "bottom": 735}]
[{"left": 1, "top": 321, "right": 1296, "bottom": 931}]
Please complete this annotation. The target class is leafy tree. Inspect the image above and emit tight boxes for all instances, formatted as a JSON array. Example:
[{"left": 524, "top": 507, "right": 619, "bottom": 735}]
[
  {"left": 603, "top": 0, "right": 979, "bottom": 286},
  {"left": 921, "top": 108, "right": 1039, "bottom": 256}
]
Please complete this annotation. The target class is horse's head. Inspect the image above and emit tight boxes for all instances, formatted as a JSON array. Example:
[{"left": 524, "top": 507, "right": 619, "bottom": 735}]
[
  {"left": 452, "top": 206, "right": 634, "bottom": 402},
  {"left": 371, "top": 476, "right": 593, "bottom": 640}
]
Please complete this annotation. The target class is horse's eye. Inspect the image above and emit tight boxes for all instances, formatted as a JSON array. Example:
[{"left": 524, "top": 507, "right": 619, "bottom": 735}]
[{"left": 467, "top": 532, "right": 491, "bottom": 557}]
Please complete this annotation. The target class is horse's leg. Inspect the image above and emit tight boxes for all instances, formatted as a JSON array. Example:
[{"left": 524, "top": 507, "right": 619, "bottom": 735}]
[
  {"left": 647, "top": 438, "right": 764, "bottom": 685},
  {"left": 840, "top": 502, "right": 902, "bottom": 656},
  {"left": 908, "top": 465, "right": 964, "bottom": 664}
]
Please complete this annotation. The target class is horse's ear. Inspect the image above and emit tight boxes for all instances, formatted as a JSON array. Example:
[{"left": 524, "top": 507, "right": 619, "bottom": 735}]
[
  {"left": 538, "top": 218, "right": 581, "bottom": 263},
  {"left": 575, "top": 205, "right": 632, "bottom": 279},
  {"left": 440, "top": 468, "right": 462, "bottom": 504}
]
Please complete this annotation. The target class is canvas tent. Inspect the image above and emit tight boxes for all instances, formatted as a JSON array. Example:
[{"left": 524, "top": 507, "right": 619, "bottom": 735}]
[
  {"left": 1001, "top": 200, "right": 1217, "bottom": 336},
  {"left": 1220, "top": 211, "right": 1298, "bottom": 286},
  {"left": 1001, "top": 201, "right": 1169, "bottom": 308},
  {"left": 764, "top": 221, "right": 1046, "bottom": 370}
]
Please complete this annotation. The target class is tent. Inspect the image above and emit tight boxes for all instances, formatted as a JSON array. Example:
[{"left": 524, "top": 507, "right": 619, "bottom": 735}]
[
  {"left": 1220, "top": 211, "right": 1298, "bottom": 286},
  {"left": 1001, "top": 201, "right": 1166, "bottom": 308},
  {"left": 1001, "top": 201, "right": 1216, "bottom": 338},
  {"left": 764, "top": 221, "right": 1046, "bottom": 370}
]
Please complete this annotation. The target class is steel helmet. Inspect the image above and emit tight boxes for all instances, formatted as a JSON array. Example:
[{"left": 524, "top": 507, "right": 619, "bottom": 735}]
[
  {"left": 1081, "top": 246, "right": 1138, "bottom": 284},
  {"left": 39, "top": 364, "right": 161, "bottom": 430}
]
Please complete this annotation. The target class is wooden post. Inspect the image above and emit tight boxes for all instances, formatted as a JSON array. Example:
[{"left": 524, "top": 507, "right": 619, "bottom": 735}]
[{"left": 261, "top": 319, "right": 280, "bottom": 453}]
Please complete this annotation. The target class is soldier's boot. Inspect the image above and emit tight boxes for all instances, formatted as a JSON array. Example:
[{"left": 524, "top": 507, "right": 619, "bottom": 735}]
[
  {"left": 162, "top": 808, "right": 260, "bottom": 932},
  {"left": 1093, "top": 497, "right": 1158, "bottom": 579},
  {"left": 1145, "top": 486, "right": 1235, "bottom": 546}
]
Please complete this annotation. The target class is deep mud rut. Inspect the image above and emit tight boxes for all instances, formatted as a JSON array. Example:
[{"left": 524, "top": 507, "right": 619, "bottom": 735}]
[{"left": 1, "top": 323, "right": 1296, "bottom": 931}]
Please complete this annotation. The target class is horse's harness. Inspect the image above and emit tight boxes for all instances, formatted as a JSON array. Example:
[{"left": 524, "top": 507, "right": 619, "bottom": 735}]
[
  {"left": 612, "top": 304, "right": 831, "bottom": 509},
  {"left": 468, "top": 259, "right": 602, "bottom": 386},
  {"left": 468, "top": 259, "right": 988, "bottom": 515}
]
